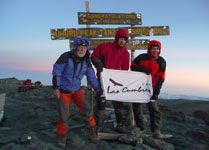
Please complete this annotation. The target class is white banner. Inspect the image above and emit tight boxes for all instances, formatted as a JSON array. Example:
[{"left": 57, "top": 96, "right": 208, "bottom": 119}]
[{"left": 100, "top": 69, "right": 153, "bottom": 103}]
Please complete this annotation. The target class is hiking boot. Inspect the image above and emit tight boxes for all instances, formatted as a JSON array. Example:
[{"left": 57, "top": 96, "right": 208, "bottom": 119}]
[
  {"left": 88, "top": 126, "right": 99, "bottom": 143},
  {"left": 96, "top": 126, "right": 103, "bottom": 133},
  {"left": 153, "top": 131, "right": 163, "bottom": 139},
  {"left": 115, "top": 124, "right": 127, "bottom": 133},
  {"left": 153, "top": 131, "right": 173, "bottom": 139},
  {"left": 57, "top": 134, "right": 67, "bottom": 149},
  {"left": 139, "top": 129, "right": 145, "bottom": 134}
]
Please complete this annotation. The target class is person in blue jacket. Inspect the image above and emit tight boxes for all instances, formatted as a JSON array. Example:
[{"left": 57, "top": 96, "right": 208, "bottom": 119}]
[{"left": 52, "top": 37, "right": 102, "bottom": 148}]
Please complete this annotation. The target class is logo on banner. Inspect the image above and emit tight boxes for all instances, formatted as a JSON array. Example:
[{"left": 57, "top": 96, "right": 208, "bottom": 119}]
[
  {"left": 107, "top": 78, "right": 151, "bottom": 95},
  {"left": 109, "top": 78, "right": 123, "bottom": 86}
]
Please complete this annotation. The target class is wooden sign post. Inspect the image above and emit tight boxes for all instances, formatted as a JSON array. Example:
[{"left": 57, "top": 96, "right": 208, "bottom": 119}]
[{"left": 85, "top": 1, "right": 94, "bottom": 113}]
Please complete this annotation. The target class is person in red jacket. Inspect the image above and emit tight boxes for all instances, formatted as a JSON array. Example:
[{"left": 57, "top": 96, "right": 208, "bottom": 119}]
[
  {"left": 130, "top": 40, "right": 166, "bottom": 139},
  {"left": 91, "top": 28, "right": 130, "bottom": 133}
]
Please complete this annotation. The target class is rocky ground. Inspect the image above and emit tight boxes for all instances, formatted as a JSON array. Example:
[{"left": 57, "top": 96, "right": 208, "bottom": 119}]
[{"left": 0, "top": 78, "right": 209, "bottom": 150}]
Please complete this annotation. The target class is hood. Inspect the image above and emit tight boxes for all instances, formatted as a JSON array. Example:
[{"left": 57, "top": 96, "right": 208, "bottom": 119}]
[
  {"left": 72, "top": 37, "right": 90, "bottom": 54},
  {"left": 115, "top": 28, "right": 129, "bottom": 44},
  {"left": 147, "top": 40, "right": 161, "bottom": 59}
]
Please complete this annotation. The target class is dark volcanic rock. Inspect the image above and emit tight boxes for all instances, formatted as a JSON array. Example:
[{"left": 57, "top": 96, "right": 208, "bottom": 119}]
[
  {"left": 193, "top": 110, "right": 209, "bottom": 125},
  {"left": 0, "top": 78, "right": 209, "bottom": 150}
]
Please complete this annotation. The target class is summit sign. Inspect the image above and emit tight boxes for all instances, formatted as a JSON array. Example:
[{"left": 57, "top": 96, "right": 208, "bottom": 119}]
[
  {"left": 51, "top": 26, "right": 170, "bottom": 40},
  {"left": 78, "top": 12, "right": 142, "bottom": 25}
]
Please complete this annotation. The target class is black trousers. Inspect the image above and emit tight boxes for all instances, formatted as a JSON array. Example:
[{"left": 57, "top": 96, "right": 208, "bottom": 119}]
[
  {"left": 95, "top": 99, "right": 128, "bottom": 127},
  {"left": 133, "top": 102, "right": 161, "bottom": 133}
]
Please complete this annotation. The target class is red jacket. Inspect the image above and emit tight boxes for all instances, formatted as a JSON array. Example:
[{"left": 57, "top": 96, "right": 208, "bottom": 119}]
[
  {"left": 91, "top": 29, "right": 129, "bottom": 70},
  {"left": 131, "top": 40, "right": 166, "bottom": 96}
]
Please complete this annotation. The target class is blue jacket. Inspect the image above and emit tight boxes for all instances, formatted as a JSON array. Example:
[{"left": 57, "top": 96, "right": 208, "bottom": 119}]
[{"left": 52, "top": 50, "right": 101, "bottom": 93}]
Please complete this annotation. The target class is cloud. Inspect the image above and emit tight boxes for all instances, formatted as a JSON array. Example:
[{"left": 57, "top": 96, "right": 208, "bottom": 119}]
[
  {"left": 165, "top": 70, "right": 209, "bottom": 88},
  {"left": 0, "top": 60, "right": 52, "bottom": 73},
  {"left": 161, "top": 69, "right": 209, "bottom": 97}
]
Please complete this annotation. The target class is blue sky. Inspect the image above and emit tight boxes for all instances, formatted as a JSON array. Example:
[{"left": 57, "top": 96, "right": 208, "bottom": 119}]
[{"left": 0, "top": 0, "right": 209, "bottom": 97}]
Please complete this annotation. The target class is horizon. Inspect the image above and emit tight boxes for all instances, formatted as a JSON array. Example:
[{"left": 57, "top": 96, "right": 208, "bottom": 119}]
[
  {"left": 1, "top": 68, "right": 209, "bottom": 99},
  {"left": 0, "top": 0, "right": 209, "bottom": 97}
]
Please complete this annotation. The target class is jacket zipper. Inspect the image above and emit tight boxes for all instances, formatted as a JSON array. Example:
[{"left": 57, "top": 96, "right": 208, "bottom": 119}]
[{"left": 113, "top": 48, "right": 120, "bottom": 68}]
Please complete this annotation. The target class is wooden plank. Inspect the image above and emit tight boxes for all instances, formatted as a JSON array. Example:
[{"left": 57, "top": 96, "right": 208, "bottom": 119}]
[
  {"left": 50, "top": 26, "right": 169, "bottom": 40},
  {"left": 68, "top": 119, "right": 116, "bottom": 130},
  {"left": 0, "top": 93, "right": 6, "bottom": 111},
  {"left": 97, "top": 132, "right": 125, "bottom": 140},
  {"left": 78, "top": 12, "right": 142, "bottom": 25},
  {"left": 70, "top": 39, "right": 150, "bottom": 50},
  {"left": 130, "top": 26, "right": 170, "bottom": 37}
]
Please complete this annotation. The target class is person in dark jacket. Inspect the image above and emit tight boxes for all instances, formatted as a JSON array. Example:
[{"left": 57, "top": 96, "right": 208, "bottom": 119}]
[
  {"left": 130, "top": 40, "right": 166, "bottom": 139},
  {"left": 52, "top": 37, "right": 102, "bottom": 148},
  {"left": 91, "top": 28, "right": 130, "bottom": 133}
]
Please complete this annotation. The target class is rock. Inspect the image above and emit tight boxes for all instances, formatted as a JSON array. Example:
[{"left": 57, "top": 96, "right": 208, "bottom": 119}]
[
  {"left": 39, "top": 130, "right": 56, "bottom": 138},
  {"left": 193, "top": 110, "right": 209, "bottom": 125},
  {"left": 68, "top": 134, "right": 89, "bottom": 150},
  {"left": 0, "top": 127, "right": 11, "bottom": 131},
  {"left": 164, "top": 136, "right": 190, "bottom": 148},
  {"left": 183, "top": 144, "right": 209, "bottom": 150},
  {"left": 141, "top": 135, "right": 175, "bottom": 150},
  {"left": 188, "top": 130, "right": 209, "bottom": 141},
  {"left": 24, "top": 134, "right": 58, "bottom": 150},
  {"left": 119, "top": 128, "right": 143, "bottom": 145},
  {"left": 111, "top": 144, "right": 135, "bottom": 150},
  {"left": 96, "top": 140, "right": 113, "bottom": 150},
  {"left": 1, "top": 78, "right": 209, "bottom": 150},
  {"left": 134, "top": 144, "right": 156, "bottom": 150}
]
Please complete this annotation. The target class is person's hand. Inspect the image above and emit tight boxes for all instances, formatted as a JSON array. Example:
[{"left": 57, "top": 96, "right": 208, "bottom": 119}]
[
  {"left": 131, "top": 65, "right": 150, "bottom": 75},
  {"left": 96, "top": 95, "right": 106, "bottom": 103},
  {"left": 54, "top": 89, "right": 60, "bottom": 99},
  {"left": 92, "top": 58, "right": 103, "bottom": 73},
  {"left": 150, "top": 94, "right": 158, "bottom": 101},
  {"left": 95, "top": 88, "right": 105, "bottom": 102},
  {"left": 96, "top": 63, "right": 103, "bottom": 73},
  {"left": 142, "top": 68, "right": 151, "bottom": 75},
  {"left": 95, "top": 88, "right": 103, "bottom": 97}
]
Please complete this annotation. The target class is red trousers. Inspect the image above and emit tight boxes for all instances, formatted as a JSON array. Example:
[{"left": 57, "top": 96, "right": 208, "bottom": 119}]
[{"left": 56, "top": 89, "right": 95, "bottom": 136}]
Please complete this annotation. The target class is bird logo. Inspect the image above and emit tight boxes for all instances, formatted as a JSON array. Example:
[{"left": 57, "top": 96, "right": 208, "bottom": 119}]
[{"left": 109, "top": 78, "right": 123, "bottom": 86}]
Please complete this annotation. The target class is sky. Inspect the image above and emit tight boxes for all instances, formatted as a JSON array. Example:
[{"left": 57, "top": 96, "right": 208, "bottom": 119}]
[{"left": 0, "top": 0, "right": 209, "bottom": 97}]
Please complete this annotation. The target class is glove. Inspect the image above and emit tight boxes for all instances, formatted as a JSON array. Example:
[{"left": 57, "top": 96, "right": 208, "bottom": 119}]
[
  {"left": 131, "top": 65, "right": 150, "bottom": 75},
  {"left": 95, "top": 88, "right": 103, "bottom": 97},
  {"left": 95, "top": 62, "right": 103, "bottom": 73},
  {"left": 92, "top": 58, "right": 103, "bottom": 73},
  {"left": 150, "top": 94, "right": 158, "bottom": 100},
  {"left": 95, "top": 88, "right": 105, "bottom": 102},
  {"left": 142, "top": 68, "right": 151, "bottom": 75}
]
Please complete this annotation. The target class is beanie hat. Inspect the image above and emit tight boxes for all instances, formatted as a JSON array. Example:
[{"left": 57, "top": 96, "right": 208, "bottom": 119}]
[
  {"left": 147, "top": 40, "right": 162, "bottom": 58},
  {"left": 149, "top": 42, "right": 159, "bottom": 49},
  {"left": 72, "top": 37, "right": 90, "bottom": 51},
  {"left": 118, "top": 35, "right": 128, "bottom": 42}
]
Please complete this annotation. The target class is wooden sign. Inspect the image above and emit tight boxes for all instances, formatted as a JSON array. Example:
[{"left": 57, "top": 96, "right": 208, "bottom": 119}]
[
  {"left": 70, "top": 39, "right": 150, "bottom": 50},
  {"left": 78, "top": 12, "right": 142, "bottom": 25},
  {"left": 129, "top": 26, "right": 170, "bottom": 37},
  {"left": 51, "top": 26, "right": 169, "bottom": 40}
]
